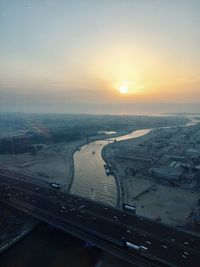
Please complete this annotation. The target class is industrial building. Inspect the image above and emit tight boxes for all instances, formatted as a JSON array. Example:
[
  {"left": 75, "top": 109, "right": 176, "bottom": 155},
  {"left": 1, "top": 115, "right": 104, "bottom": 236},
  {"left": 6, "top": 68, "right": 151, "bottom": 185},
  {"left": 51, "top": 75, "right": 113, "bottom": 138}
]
[{"left": 149, "top": 166, "right": 182, "bottom": 182}]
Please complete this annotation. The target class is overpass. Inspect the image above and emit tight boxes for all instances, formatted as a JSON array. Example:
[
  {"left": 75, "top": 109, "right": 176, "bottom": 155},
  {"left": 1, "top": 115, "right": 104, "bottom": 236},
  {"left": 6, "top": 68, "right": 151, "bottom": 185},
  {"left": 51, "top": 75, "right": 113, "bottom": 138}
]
[{"left": 0, "top": 171, "right": 200, "bottom": 267}]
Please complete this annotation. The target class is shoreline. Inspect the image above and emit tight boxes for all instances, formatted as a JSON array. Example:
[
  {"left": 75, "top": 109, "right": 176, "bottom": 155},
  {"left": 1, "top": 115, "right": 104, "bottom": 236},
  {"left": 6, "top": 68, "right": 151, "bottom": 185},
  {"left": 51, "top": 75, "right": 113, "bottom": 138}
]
[
  {"left": 68, "top": 126, "right": 163, "bottom": 207},
  {"left": 101, "top": 121, "right": 200, "bottom": 232},
  {"left": 65, "top": 128, "right": 138, "bottom": 193},
  {"left": 102, "top": 129, "right": 154, "bottom": 208},
  {"left": 101, "top": 119, "right": 197, "bottom": 208},
  {"left": 101, "top": 147, "right": 123, "bottom": 208}
]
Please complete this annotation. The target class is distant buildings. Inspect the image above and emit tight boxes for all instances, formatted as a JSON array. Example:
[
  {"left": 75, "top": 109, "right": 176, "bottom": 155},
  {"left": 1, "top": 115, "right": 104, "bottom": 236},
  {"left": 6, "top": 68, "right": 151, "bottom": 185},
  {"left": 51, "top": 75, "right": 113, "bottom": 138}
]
[
  {"left": 117, "top": 153, "right": 154, "bottom": 163},
  {"left": 186, "top": 148, "right": 200, "bottom": 160}
]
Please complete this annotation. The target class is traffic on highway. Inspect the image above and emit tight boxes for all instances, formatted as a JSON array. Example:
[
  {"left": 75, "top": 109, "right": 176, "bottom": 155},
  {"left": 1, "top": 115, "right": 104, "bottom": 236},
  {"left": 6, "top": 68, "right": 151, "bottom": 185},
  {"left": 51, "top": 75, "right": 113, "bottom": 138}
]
[{"left": 0, "top": 172, "right": 200, "bottom": 267}]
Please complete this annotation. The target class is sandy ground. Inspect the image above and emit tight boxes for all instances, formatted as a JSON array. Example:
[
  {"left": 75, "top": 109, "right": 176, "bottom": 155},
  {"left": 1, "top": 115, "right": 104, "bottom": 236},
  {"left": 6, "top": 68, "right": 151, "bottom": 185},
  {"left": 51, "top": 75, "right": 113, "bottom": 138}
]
[
  {"left": 124, "top": 178, "right": 199, "bottom": 227},
  {"left": 0, "top": 140, "right": 82, "bottom": 189},
  {"left": 123, "top": 177, "right": 154, "bottom": 204},
  {"left": 0, "top": 131, "right": 126, "bottom": 190},
  {"left": 104, "top": 129, "right": 199, "bottom": 228},
  {"left": 135, "top": 183, "right": 199, "bottom": 227}
]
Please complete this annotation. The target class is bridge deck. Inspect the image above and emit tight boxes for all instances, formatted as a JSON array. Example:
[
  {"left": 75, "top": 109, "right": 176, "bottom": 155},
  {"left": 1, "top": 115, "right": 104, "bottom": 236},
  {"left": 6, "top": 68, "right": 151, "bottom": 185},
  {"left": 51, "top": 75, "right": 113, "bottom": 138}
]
[{"left": 0, "top": 172, "right": 200, "bottom": 267}]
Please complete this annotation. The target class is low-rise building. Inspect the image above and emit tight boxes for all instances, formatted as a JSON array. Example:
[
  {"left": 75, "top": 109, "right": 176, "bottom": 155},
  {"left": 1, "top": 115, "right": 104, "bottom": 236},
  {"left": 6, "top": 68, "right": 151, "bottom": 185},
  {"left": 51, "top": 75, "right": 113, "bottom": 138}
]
[{"left": 150, "top": 166, "right": 182, "bottom": 182}]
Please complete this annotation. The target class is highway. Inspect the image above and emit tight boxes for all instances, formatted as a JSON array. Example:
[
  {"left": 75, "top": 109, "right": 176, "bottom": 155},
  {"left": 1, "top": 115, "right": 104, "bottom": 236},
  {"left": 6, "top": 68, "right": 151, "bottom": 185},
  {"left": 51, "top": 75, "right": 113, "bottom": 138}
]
[{"left": 0, "top": 171, "right": 200, "bottom": 267}]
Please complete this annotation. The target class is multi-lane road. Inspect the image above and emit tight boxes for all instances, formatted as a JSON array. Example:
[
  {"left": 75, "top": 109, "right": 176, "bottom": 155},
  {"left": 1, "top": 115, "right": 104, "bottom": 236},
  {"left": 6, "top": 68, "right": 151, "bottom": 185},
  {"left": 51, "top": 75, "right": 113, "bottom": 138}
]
[{"left": 0, "top": 171, "right": 200, "bottom": 267}]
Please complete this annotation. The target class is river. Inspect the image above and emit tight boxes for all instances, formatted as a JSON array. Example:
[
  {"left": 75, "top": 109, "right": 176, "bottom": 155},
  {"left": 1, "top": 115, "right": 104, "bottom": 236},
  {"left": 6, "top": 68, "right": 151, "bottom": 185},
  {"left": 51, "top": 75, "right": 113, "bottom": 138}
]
[{"left": 70, "top": 129, "right": 151, "bottom": 207}]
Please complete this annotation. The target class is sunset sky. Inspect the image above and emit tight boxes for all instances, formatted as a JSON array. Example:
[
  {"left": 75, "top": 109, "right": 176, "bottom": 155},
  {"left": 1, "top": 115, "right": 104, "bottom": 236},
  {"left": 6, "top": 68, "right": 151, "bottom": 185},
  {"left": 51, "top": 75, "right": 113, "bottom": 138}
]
[{"left": 0, "top": 0, "right": 199, "bottom": 113}]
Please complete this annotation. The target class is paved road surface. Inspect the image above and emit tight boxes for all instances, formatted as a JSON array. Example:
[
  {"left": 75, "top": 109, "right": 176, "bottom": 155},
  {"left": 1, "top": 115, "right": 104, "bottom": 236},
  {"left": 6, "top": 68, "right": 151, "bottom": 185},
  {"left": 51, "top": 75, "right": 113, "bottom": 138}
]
[{"left": 0, "top": 172, "right": 200, "bottom": 267}]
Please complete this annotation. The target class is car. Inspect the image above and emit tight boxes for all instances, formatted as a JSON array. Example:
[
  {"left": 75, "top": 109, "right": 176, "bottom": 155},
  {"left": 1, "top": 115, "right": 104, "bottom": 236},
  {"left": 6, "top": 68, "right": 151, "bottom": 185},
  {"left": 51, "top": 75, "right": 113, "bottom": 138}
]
[
  {"left": 125, "top": 242, "right": 148, "bottom": 253},
  {"left": 125, "top": 241, "right": 140, "bottom": 251},
  {"left": 182, "top": 255, "right": 187, "bottom": 259},
  {"left": 139, "top": 245, "right": 148, "bottom": 252}
]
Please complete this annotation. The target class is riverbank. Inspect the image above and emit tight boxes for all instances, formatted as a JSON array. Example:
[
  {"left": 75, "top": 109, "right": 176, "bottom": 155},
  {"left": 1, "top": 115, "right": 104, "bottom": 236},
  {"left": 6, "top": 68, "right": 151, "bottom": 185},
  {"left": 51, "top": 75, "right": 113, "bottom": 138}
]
[
  {"left": 56, "top": 117, "right": 194, "bottom": 194},
  {"left": 67, "top": 128, "right": 139, "bottom": 193},
  {"left": 0, "top": 141, "right": 81, "bottom": 188},
  {"left": 69, "top": 128, "right": 155, "bottom": 207},
  {"left": 0, "top": 128, "right": 137, "bottom": 195},
  {"left": 102, "top": 123, "right": 200, "bottom": 230},
  {"left": 102, "top": 129, "right": 154, "bottom": 207}
]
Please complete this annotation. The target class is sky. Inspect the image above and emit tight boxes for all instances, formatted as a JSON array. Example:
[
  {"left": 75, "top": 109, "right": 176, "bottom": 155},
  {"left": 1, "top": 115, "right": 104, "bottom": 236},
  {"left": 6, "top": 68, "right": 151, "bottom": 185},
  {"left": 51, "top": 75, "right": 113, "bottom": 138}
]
[{"left": 0, "top": 0, "right": 199, "bottom": 114}]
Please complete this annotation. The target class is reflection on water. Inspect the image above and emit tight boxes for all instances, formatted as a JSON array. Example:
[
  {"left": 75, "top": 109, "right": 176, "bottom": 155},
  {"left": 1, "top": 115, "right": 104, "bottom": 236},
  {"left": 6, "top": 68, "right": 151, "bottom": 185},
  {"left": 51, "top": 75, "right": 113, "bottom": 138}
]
[
  {"left": 185, "top": 119, "right": 200, "bottom": 127},
  {"left": 70, "top": 129, "right": 151, "bottom": 206}
]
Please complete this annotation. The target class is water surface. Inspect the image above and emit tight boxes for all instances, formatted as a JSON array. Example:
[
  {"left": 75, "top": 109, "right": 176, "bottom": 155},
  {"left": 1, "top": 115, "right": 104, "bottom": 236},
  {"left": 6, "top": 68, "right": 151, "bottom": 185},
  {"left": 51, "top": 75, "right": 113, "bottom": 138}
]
[{"left": 70, "top": 129, "right": 151, "bottom": 206}]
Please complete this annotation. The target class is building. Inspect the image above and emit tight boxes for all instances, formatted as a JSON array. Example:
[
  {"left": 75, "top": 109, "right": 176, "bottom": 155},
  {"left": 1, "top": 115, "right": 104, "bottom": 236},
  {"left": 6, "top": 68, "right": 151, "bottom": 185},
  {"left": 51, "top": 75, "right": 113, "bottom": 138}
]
[{"left": 150, "top": 166, "right": 182, "bottom": 182}]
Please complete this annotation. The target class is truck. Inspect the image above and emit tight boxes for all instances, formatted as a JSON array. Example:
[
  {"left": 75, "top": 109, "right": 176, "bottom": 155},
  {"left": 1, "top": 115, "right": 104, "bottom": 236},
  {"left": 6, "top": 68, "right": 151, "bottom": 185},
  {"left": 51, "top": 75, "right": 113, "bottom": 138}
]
[
  {"left": 125, "top": 241, "right": 148, "bottom": 253},
  {"left": 122, "top": 203, "right": 136, "bottom": 214}
]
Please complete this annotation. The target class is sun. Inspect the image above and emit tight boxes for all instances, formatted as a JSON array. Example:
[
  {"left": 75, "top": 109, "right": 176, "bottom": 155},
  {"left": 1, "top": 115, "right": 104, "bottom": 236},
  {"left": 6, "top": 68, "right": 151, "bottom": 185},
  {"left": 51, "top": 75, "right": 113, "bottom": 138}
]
[{"left": 119, "top": 84, "right": 128, "bottom": 94}]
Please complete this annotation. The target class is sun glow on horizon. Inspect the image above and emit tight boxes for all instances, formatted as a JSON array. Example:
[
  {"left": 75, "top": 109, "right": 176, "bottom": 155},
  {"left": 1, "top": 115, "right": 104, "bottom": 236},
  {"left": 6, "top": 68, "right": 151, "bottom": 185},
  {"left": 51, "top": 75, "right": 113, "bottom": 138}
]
[
  {"left": 119, "top": 84, "right": 128, "bottom": 94},
  {"left": 118, "top": 81, "right": 131, "bottom": 94}
]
